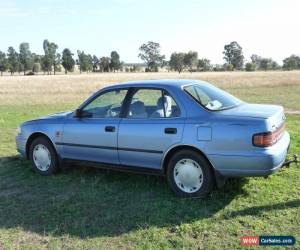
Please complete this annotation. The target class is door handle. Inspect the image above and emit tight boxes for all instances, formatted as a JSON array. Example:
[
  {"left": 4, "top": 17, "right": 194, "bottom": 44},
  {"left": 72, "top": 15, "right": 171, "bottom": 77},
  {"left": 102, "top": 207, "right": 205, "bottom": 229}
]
[
  {"left": 105, "top": 126, "right": 116, "bottom": 132},
  {"left": 165, "top": 128, "right": 177, "bottom": 134}
]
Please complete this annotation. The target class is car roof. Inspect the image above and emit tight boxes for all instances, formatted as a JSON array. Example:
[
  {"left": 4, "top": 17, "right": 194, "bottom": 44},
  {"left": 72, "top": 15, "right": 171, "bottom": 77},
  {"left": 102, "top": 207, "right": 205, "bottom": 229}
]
[{"left": 104, "top": 79, "right": 207, "bottom": 90}]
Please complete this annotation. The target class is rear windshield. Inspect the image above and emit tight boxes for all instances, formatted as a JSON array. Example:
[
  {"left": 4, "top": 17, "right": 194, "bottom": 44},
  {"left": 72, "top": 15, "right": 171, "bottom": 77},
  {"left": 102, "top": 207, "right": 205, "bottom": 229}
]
[{"left": 184, "top": 83, "right": 242, "bottom": 111}]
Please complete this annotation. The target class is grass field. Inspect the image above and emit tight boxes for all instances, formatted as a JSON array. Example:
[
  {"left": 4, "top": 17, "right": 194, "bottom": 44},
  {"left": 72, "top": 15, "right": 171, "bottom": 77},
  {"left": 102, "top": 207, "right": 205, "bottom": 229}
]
[{"left": 0, "top": 71, "right": 299, "bottom": 249}]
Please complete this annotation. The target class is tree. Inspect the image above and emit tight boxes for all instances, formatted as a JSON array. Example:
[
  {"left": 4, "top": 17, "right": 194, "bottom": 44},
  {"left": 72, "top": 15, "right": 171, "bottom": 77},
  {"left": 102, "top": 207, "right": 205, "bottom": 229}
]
[
  {"left": 163, "top": 60, "right": 171, "bottom": 72},
  {"left": 43, "top": 40, "right": 59, "bottom": 74},
  {"left": 283, "top": 55, "right": 300, "bottom": 70},
  {"left": 138, "top": 41, "right": 165, "bottom": 72},
  {"left": 169, "top": 52, "right": 185, "bottom": 73},
  {"left": 110, "top": 51, "right": 121, "bottom": 72},
  {"left": 17, "top": 54, "right": 23, "bottom": 74},
  {"left": 184, "top": 51, "right": 198, "bottom": 72},
  {"left": 92, "top": 55, "right": 99, "bottom": 72},
  {"left": 77, "top": 50, "right": 90, "bottom": 73},
  {"left": 87, "top": 54, "right": 93, "bottom": 72},
  {"left": 250, "top": 54, "right": 278, "bottom": 71},
  {"left": 42, "top": 42, "right": 51, "bottom": 74},
  {"left": 41, "top": 55, "right": 51, "bottom": 74},
  {"left": 61, "top": 48, "right": 75, "bottom": 74},
  {"left": 7, "top": 47, "right": 19, "bottom": 75},
  {"left": 223, "top": 41, "right": 244, "bottom": 70},
  {"left": 54, "top": 53, "right": 61, "bottom": 74},
  {"left": 0, "top": 51, "right": 8, "bottom": 76},
  {"left": 259, "top": 58, "right": 272, "bottom": 71},
  {"left": 271, "top": 61, "right": 280, "bottom": 70},
  {"left": 19, "top": 42, "right": 33, "bottom": 75},
  {"left": 49, "top": 42, "right": 59, "bottom": 74},
  {"left": 197, "top": 58, "right": 211, "bottom": 72},
  {"left": 99, "top": 57, "right": 110, "bottom": 72}
]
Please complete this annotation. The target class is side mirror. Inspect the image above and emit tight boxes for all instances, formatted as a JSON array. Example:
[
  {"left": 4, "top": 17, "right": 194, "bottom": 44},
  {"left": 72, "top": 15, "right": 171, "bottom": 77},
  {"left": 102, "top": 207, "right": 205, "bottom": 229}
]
[{"left": 74, "top": 109, "right": 82, "bottom": 118}]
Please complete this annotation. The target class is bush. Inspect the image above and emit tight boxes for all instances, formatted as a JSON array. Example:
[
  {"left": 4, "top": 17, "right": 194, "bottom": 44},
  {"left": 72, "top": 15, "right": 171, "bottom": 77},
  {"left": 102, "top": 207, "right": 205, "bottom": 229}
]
[
  {"left": 245, "top": 62, "right": 256, "bottom": 71},
  {"left": 223, "top": 63, "right": 234, "bottom": 71},
  {"left": 213, "top": 65, "right": 225, "bottom": 72}
]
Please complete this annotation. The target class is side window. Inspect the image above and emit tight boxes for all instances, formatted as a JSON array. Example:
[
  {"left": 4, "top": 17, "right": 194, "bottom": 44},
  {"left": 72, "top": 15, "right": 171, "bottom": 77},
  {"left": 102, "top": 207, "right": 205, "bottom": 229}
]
[
  {"left": 127, "top": 89, "right": 181, "bottom": 119},
  {"left": 82, "top": 89, "right": 127, "bottom": 118}
]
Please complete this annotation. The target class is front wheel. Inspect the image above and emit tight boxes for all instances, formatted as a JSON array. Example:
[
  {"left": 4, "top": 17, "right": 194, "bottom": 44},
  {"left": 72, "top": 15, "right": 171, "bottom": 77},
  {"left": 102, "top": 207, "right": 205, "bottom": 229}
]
[
  {"left": 29, "top": 137, "right": 59, "bottom": 175},
  {"left": 166, "top": 150, "right": 214, "bottom": 198}
]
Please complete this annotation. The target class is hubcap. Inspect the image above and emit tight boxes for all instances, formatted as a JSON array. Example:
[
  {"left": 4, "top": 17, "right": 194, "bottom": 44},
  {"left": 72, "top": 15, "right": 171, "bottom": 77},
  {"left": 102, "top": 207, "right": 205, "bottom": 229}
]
[
  {"left": 33, "top": 144, "right": 51, "bottom": 171},
  {"left": 174, "top": 158, "right": 203, "bottom": 193}
]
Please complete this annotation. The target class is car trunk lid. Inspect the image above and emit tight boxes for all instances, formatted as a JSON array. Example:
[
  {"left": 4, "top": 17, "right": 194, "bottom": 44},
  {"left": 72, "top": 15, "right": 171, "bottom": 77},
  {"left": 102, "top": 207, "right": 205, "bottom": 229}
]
[{"left": 219, "top": 103, "right": 285, "bottom": 130}]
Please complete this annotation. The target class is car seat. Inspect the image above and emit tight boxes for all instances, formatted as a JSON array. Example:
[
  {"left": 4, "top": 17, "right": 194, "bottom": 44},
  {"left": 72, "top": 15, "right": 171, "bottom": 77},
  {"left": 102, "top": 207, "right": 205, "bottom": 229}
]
[
  {"left": 151, "top": 96, "right": 172, "bottom": 118},
  {"left": 129, "top": 100, "right": 148, "bottom": 118}
]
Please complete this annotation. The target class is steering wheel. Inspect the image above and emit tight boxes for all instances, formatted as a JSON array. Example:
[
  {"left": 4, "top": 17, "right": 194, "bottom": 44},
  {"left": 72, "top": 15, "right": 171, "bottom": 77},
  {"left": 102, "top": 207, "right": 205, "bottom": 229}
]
[{"left": 106, "top": 105, "right": 119, "bottom": 117}]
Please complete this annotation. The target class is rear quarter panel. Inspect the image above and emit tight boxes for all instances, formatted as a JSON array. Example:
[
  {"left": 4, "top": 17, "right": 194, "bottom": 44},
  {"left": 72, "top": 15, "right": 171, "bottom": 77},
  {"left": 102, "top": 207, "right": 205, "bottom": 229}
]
[{"left": 181, "top": 113, "right": 270, "bottom": 172}]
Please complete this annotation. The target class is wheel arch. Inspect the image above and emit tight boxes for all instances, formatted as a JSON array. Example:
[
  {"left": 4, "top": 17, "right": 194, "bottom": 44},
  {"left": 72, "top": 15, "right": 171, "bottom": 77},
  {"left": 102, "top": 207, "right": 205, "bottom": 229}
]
[
  {"left": 162, "top": 145, "right": 213, "bottom": 171},
  {"left": 25, "top": 132, "right": 55, "bottom": 159}
]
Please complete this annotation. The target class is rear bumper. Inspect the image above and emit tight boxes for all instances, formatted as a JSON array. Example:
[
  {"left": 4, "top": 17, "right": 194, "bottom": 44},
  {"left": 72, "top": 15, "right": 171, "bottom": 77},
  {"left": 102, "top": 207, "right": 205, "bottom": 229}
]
[
  {"left": 16, "top": 134, "right": 26, "bottom": 158},
  {"left": 209, "top": 131, "right": 290, "bottom": 177},
  {"left": 217, "top": 158, "right": 286, "bottom": 177}
]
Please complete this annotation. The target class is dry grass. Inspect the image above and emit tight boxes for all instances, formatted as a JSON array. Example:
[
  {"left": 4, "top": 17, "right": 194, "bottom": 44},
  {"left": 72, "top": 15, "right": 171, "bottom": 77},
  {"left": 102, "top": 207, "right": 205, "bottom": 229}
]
[{"left": 0, "top": 71, "right": 300, "bottom": 110}]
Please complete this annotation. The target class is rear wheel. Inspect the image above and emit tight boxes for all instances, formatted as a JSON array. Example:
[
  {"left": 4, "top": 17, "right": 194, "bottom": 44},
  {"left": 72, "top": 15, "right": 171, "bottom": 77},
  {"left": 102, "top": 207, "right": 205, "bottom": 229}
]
[
  {"left": 166, "top": 150, "right": 214, "bottom": 198},
  {"left": 29, "top": 137, "right": 59, "bottom": 175}
]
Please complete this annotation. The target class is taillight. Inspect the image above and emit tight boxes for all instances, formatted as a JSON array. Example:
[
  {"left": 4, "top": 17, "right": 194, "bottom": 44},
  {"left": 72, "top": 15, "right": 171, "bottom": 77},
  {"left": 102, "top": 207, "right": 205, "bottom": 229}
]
[{"left": 252, "top": 124, "right": 285, "bottom": 147}]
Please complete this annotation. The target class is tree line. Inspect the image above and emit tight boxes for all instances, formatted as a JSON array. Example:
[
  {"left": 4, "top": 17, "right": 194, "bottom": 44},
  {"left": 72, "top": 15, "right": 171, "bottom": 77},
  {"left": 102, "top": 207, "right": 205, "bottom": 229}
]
[
  {"left": 140, "top": 41, "right": 300, "bottom": 73},
  {"left": 0, "top": 40, "right": 299, "bottom": 76},
  {"left": 0, "top": 39, "right": 122, "bottom": 76}
]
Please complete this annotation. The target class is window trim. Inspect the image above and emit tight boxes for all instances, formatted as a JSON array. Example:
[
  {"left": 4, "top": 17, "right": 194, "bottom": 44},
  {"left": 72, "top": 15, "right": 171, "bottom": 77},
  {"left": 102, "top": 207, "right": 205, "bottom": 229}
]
[{"left": 123, "top": 87, "right": 182, "bottom": 120}]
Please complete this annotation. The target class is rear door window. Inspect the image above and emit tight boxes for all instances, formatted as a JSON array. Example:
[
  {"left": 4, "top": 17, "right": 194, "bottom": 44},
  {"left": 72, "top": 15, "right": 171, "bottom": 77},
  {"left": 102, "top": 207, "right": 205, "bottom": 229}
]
[{"left": 127, "top": 89, "right": 180, "bottom": 118}]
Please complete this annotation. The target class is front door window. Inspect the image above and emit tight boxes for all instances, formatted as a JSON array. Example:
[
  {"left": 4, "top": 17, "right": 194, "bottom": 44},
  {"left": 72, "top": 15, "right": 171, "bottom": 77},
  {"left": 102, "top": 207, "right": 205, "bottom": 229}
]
[{"left": 82, "top": 89, "right": 128, "bottom": 118}]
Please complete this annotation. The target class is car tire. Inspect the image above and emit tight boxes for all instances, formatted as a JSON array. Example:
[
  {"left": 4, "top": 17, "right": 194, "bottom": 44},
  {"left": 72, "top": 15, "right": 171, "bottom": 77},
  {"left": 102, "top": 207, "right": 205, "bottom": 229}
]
[
  {"left": 29, "top": 136, "right": 59, "bottom": 175},
  {"left": 166, "top": 150, "right": 214, "bottom": 198}
]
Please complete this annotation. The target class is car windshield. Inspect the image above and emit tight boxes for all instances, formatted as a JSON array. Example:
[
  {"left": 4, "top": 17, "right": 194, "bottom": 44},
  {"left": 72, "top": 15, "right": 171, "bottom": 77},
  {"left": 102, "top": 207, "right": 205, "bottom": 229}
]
[{"left": 184, "top": 83, "right": 242, "bottom": 111}]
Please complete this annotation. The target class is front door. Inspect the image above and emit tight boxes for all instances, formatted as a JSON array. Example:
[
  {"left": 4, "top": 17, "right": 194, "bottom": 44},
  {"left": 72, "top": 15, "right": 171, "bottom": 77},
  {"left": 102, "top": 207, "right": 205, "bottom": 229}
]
[
  {"left": 118, "top": 88, "right": 184, "bottom": 169},
  {"left": 61, "top": 89, "right": 128, "bottom": 164}
]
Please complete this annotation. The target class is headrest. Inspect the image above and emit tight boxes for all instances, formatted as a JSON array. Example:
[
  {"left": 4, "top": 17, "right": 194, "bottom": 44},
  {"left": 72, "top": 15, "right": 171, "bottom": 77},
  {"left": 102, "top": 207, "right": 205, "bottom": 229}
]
[
  {"left": 130, "top": 100, "right": 146, "bottom": 114},
  {"left": 157, "top": 95, "right": 172, "bottom": 110}
]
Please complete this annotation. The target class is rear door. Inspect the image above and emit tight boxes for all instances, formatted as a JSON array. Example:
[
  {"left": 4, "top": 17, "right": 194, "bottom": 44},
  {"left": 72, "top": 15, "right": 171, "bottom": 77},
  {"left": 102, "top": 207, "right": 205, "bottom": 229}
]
[{"left": 118, "top": 88, "right": 185, "bottom": 169}]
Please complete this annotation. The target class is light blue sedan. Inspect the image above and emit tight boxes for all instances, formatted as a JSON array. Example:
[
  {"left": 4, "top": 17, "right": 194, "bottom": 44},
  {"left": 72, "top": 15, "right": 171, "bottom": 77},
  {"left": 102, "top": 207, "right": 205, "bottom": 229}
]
[{"left": 16, "top": 80, "right": 290, "bottom": 197}]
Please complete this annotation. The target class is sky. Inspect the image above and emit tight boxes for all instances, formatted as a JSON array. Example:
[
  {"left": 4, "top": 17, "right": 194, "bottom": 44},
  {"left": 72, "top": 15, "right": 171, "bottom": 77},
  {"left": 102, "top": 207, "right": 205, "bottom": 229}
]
[{"left": 0, "top": 0, "right": 299, "bottom": 64}]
